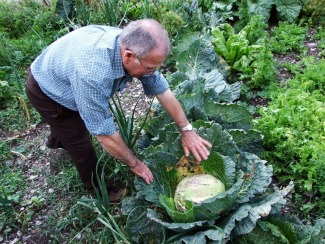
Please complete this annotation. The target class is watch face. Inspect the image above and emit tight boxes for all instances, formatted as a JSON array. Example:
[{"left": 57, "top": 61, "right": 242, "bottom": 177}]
[{"left": 182, "top": 124, "right": 193, "bottom": 131}]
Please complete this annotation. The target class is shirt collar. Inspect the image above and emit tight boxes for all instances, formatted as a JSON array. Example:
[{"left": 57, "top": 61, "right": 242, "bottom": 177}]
[{"left": 111, "top": 36, "right": 127, "bottom": 79}]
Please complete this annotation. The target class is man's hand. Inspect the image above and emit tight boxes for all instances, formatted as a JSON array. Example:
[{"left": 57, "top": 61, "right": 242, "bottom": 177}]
[
  {"left": 181, "top": 131, "right": 212, "bottom": 162},
  {"left": 97, "top": 133, "right": 154, "bottom": 184},
  {"left": 130, "top": 159, "right": 154, "bottom": 184}
]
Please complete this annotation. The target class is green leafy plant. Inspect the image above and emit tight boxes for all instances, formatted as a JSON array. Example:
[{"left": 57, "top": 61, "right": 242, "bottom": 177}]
[
  {"left": 162, "top": 10, "right": 185, "bottom": 38},
  {"left": 233, "top": 213, "right": 325, "bottom": 243},
  {"left": 270, "top": 21, "right": 308, "bottom": 54},
  {"left": 0, "top": 166, "right": 26, "bottom": 233},
  {"left": 241, "top": 34, "right": 277, "bottom": 89},
  {"left": 109, "top": 94, "right": 152, "bottom": 150},
  {"left": 301, "top": 0, "right": 325, "bottom": 25},
  {"left": 149, "top": 32, "right": 263, "bottom": 156},
  {"left": 0, "top": 1, "right": 67, "bottom": 131},
  {"left": 117, "top": 31, "right": 325, "bottom": 242},
  {"left": 77, "top": 163, "right": 131, "bottom": 243},
  {"left": 247, "top": 0, "right": 302, "bottom": 23},
  {"left": 254, "top": 57, "right": 325, "bottom": 216},
  {"left": 123, "top": 121, "right": 324, "bottom": 242},
  {"left": 211, "top": 16, "right": 268, "bottom": 78}
]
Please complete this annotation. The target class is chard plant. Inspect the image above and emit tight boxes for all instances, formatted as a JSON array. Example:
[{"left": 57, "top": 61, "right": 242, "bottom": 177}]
[{"left": 210, "top": 16, "right": 277, "bottom": 88}]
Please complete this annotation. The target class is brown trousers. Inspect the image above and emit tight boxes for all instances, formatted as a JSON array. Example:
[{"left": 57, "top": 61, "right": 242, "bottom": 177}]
[{"left": 26, "top": 71, "right": 99, "bottom": 189}]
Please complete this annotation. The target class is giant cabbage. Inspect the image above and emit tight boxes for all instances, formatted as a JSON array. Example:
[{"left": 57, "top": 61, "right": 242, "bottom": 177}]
[{"left": 174, "top": 174, "right": 225, "bottom": 212}]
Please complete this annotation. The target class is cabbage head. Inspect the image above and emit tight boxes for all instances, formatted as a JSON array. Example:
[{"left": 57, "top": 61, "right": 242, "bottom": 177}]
[{"left": 174, "top": 174, "right": 225, "bottom": 212}]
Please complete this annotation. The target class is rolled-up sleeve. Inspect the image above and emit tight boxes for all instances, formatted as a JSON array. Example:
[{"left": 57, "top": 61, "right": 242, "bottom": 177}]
[
  {"left": 71, "top": 74, "right": 117, "bottom": 135},
  {"left": 70, "top": 51, "right": 118, "bottom": 136},
  {"left": 140, "top": 71, "right": 169, "bottom": 96}
]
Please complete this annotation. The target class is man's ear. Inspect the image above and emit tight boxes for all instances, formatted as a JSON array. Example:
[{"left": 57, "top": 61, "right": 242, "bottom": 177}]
[{"left": 123, "top": 49, "right": 135, "bottom": 63}]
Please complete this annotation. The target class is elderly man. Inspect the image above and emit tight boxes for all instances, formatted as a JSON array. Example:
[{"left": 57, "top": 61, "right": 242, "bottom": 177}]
[{"left": 26, "top": 19, "right": 211, "bottom": 201}]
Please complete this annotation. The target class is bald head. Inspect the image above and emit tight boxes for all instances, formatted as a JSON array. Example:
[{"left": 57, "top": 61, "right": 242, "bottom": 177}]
[{"left": 119, "top": 19, "right": 171, "bottom": 59}]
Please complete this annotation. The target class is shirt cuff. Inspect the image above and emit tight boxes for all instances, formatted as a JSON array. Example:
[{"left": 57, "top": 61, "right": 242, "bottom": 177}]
[
  {"left": 141, "top": 72, "right": 169, "bottom": 96},
  {"left": 86, "top": 116, "right": 116, "bottom": 135}
]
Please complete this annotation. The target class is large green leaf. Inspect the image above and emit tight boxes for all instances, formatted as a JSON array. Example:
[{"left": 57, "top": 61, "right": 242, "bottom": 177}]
[
  {"left": 204, "top": 69, "right": 242, "bottom": 102},
  {"left": 135, "top": 152, "right": 179, "bottom": 204},
  {"left": 211, "top": 27, "right": 230, "bottom": 62},
  {"left": 204, "top": 101, "right": 253, "bottom": 125},
  {"left": 174, "top": 32, "right": 220, "bottom": 79},
  {"left": 219, "top": 183, "right": 293, "bottom": 239},
  {"left": 201, "top": 152, "right": 236, "bottom": 189},
  {"left": 236, "top": 152, "right": 273, "bottom": 204},
  {"left": 233, "top": 220, "right": 291, "bottom": 244},
  {"left": 228, "top": 129, "right": 264, "bottom": 156},
  {"left": 125, "top": 206, "right": 166, "bottom": 242},
  {"left": 194, "top": 122, "right": 238, "bottom": 159},
  {"left": 275, "top": 0, "right": 301, "bottom": 23},
  {"left": 171, "top": 228, "right": 225, "bottom": 244},
  {"left": 248, "top": 0, "right": 275, "bottom": 21},
  {"left": 146, "top": 208, "right": 212, "bottom": 232},
  {"left": 219, "top": 81, "right": 242, "bottom": 102}
]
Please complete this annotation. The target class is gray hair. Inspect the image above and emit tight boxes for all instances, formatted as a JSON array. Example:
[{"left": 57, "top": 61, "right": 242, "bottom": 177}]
[{"left": 119, "top": 19, "right": 171, "bottom": 59}]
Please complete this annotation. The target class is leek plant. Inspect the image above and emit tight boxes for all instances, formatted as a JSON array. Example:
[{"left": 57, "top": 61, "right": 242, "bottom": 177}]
[
  {"left": 100, "top": 0, "right": 129, "bottom": 27},
  {"left": 109, "top": 94, "right": 153, "bottom": 150},
  {"left": 77, "top": 161, "right": 131, "bottom": 243}
]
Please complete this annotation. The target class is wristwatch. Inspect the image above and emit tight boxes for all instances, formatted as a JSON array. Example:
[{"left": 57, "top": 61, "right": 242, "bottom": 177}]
[{"left": 180, "top": 123, "right": 193, "bottom": 132}]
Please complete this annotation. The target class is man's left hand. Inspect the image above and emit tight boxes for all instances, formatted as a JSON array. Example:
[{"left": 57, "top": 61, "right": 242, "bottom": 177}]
[{"left": 181, "top": 131, "right": 212, "bottom": 162}]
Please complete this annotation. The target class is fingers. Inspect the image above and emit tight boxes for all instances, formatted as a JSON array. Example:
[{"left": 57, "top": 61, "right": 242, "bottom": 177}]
[
  {"left": 143, "top": 169, "right": 154, "bottom": 184},
  {"left": 183, "top": 147, "right": 190, "bottom": 157},
  {"left": 131, "top": 161, "right": 154, "bottom": 184},
  {"left": 202, "top": 138, "right": 213, "bottom": 148},
  {"left": 182, "top": 131, "right": 212, "bottom": 162},
  {"left": 192, "top": 143, "right": 210, "bottom": 162}
]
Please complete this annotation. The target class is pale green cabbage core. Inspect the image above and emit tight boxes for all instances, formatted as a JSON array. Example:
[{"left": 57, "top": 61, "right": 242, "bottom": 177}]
[{"left": 174, "top": 174, "right": 225, "bottom": 212}]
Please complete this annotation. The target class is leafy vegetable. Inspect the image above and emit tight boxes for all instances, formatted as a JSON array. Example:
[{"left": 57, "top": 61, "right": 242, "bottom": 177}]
[
  {"left": 270, "top": 21, "right": 308, "bottom": 54},
  {"left": 211, "top": 16, "right": 276, "bottom": 89},
  {"left": 247, "top": 0, "right": 302, "bottom": 23},
  {"left": 254, "top": 57, "right": 325, "bottom": 197},
  {"left": 174, "top": 174, "right": 226, "bottom": 212}
]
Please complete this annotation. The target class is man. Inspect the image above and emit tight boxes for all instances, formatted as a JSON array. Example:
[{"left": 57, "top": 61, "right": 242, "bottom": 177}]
[{"left": 26, "top": 19, "right": 212, "bottom": 200}]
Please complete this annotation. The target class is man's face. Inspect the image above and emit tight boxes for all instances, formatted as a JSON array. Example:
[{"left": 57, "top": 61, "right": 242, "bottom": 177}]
[{"left": 122, "top": 48, "right": 165, "bottom": 78}]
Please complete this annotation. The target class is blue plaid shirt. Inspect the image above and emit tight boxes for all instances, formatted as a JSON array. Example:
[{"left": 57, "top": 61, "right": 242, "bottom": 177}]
[{"left": 31, "top": 25, "right": 169, "bottom": 135}]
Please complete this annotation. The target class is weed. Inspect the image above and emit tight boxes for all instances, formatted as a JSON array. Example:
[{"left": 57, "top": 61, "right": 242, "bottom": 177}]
[{"left": 0, "top": 166, "right": 26, "bottom": 233}]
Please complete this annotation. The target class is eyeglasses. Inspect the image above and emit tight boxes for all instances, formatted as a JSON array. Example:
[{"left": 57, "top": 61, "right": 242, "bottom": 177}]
[{"left": 136, "top": 57, "right": 159, "bottom": 74}]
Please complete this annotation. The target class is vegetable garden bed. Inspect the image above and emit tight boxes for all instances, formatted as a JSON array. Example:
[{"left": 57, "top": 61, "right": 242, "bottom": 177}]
[{"left": 1, "top": 0, "right": 324, "bottom": 243}]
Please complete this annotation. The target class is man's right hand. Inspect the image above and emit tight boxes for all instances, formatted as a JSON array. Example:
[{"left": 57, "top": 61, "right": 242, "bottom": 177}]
[
  {"left": 97, "top": 132, "right": 154, "bottom": 184},
  {"left": 130, "top": 160, "right": 154, "bottom": 184}
]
